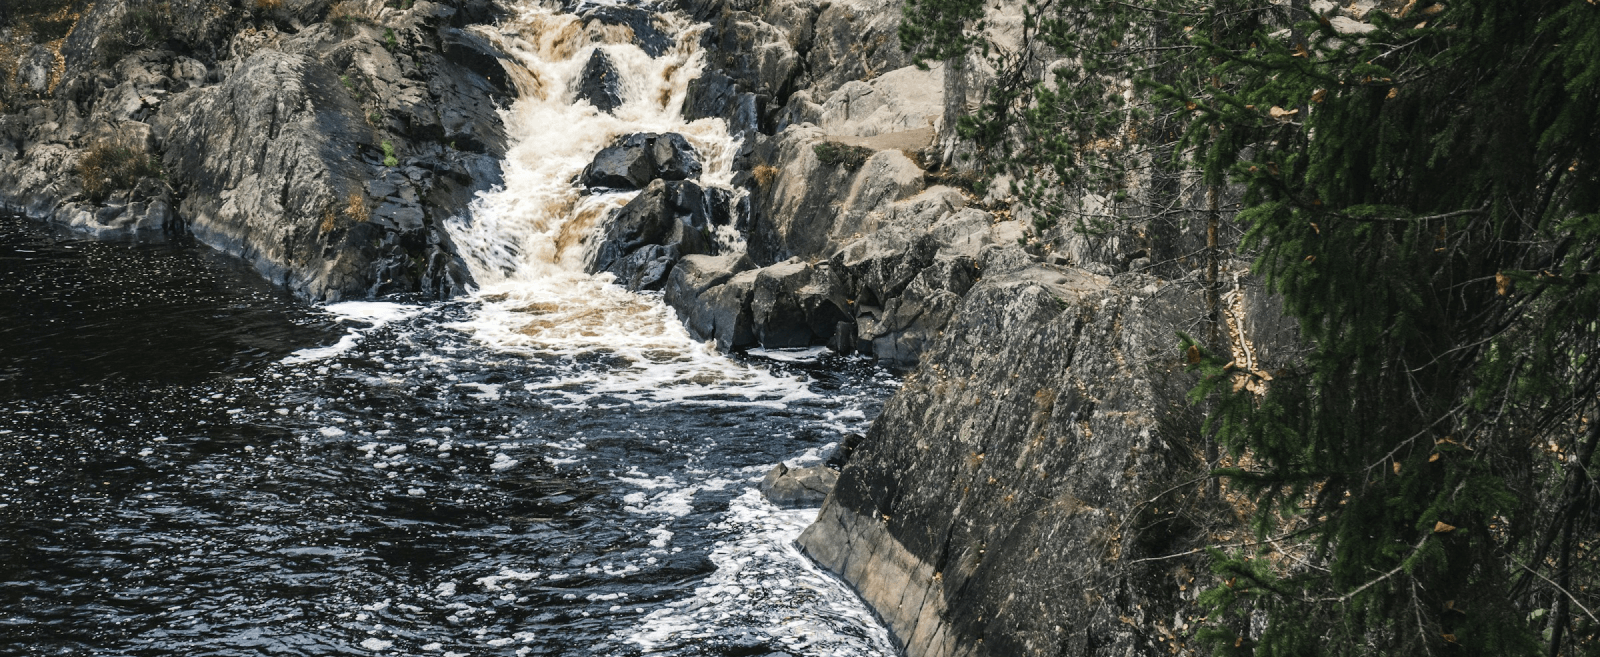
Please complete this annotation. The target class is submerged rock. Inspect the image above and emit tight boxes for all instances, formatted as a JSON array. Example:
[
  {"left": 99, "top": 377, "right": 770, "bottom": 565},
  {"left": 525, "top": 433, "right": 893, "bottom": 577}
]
[
  {"left": 759, "top": 463, "right": 838, "bottom": 508},
  {"left": 576, "top": 48, "right": 624, "bottom": 113}
]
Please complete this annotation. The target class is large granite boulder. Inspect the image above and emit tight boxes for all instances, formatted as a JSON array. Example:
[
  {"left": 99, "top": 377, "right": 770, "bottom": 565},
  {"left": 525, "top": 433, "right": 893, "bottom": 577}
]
[
  {"left": 665, "top": 254, "right": 760, "bottom": 350},
  {"left": 748, "top": 125, "right": 924, "bottom": 263},
  {"left": 581, "top": 132, "right": 703, "bottom": 190},
  {"left": 750, "top": 259, "right": 850, "bottom": 348},
  {"left": 587, "top": 179, "right": 729, "bottom": 291}
]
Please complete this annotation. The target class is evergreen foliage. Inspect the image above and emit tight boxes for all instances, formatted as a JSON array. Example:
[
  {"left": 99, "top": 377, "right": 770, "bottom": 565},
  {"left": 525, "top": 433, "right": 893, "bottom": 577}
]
[{"left": 902, "top": 0, "right": 1600, "bottom": 654}]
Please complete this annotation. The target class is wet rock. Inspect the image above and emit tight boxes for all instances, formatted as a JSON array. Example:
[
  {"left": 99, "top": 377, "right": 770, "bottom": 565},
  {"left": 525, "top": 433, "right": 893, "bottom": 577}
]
[
  {"left": 760, "top": 462, "right": 838, "bottom": 508},
  {"left": 665, "top": 254, "right": 760, "bottom": 349},
  {"left": 576, "top": 48, "right": 624, "bottom": 113},
  {"left": 704, "top": 12, "right": 798, "bottom": 101},
  {"left": 750, "top": 259, "right": 850, "bottom": 348},
  {"left": 0, "top": 0, "right": 507, "bottom": 302},
  {"left": 581, "top": 132, "right": 703, "bottom": 190},
  {"left": 683, "top": 69, "right": 758, "bottom": 136},
  {"left": 824, "top": 433, "right": 863, "bottom": 470},
  {"left": 697, "top": 270, "right": 760, "bottom": 350},
  {"left": 582, "top": 5, "right": 671, "bottom": 58},
  {"left": 652, "top": 133, "right": 703, "bottom": 181},
  {"left": 583, "top": 133, "right": 658, "bottom": 189},
  {"left": 664, "top": 253, "right": 756, "bottom": 313},
  {"left": 587, "top": 179, "right": 724, "bottom": 291},
  {"left": 439, "top": 27, "right": 513, "bottom": 97}
]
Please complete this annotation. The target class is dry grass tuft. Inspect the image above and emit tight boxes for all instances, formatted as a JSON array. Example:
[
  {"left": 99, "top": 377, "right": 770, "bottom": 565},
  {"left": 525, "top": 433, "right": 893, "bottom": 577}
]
[
  {"left": 345, "top": 192, "right": 370, "bottom": 223},
  {"left": 319, "top": 206, "right": 339, "bottom": 235},
  {"left": 328, "top": 0, "right": 374, "bottom": 25},
  {"left": 78, "top": 141, "right": 160, "bottom": 202},
  {"left": 753, "top": 164, "right": 780, "bottom": 188}
]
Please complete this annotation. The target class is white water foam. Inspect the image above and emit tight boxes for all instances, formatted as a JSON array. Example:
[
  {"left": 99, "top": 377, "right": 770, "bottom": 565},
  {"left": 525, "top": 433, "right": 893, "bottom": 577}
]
[
  {"left": 439, "top": 2, "right": 805, "bottom": 408},
  {"left": 624, "top": 489, "right": 898, "bottom": 656},
  {"left": 282, "top": 301, "right": 426, "bottom": 364}
]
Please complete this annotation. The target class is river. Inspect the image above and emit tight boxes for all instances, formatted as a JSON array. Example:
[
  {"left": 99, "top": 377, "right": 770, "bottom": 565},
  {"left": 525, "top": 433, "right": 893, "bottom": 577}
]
[{"left": 0, "top": 1, "right": 899, "bottom": 655}]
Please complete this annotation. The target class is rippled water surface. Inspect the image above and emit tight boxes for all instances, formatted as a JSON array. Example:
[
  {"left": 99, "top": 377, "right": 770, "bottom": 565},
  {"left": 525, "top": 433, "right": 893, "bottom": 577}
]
[{"left": 0, "top": 213, "right": 897, "bottom": 656}]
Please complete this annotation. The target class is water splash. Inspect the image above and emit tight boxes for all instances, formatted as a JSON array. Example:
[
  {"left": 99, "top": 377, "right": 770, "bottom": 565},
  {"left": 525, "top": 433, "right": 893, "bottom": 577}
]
[{"left": 444, "top": 1, "right": 784, "bottom": 407}]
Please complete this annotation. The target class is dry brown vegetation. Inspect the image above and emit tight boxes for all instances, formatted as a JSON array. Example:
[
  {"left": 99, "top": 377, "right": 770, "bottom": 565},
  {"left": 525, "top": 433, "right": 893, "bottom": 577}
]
[
  {"left": 78, "top": 141, "right": 160, "bottom": 202},
  {"left": 319, "top": 206, "right": 339, "bottom": 235},
  {"left": 328, "top": 1, "right": 375, "bottom": 26},
  {"left": 752, "top": 164, "right": 780, "bottom": 188},
  {"left": 345, "top": 192, "right": 370, "bottom": 223}
]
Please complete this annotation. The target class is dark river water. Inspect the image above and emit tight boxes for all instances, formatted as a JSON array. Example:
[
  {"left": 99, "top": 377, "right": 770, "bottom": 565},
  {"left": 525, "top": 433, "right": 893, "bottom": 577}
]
[{"left": 0, "top": 214, "right": 897, "bottom": 657}]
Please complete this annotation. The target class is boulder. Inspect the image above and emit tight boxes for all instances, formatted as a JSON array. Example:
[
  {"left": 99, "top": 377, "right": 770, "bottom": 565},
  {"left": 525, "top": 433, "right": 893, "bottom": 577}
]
[
  {"left": 666, "top": 254, "right": 760, "bottom": 349},
  {"left": 760, "top": 463, "right": 838, "bottom": 508},
  {"left": 581, "top": 132, "right": 703, "bottom": 190},
  {"left": 576, "top": 48, "right": 623, "bottom": 113},
  {"left": 683, "top": 69, "right": 758, "bottom": 136},
  {"left": 583, "top": 133, "right": 658, "bottom": 189},
  {"left": 664, "top": 253, "right": 757, "bottom": 313},
  {"left": 751, "top": 259, "right": 851, "bottom": 348},
  {"left": 698, "top": 270, "right": 760, "bottom": 350},
  {"left": 652, "top": 133, "right": 703, "bottom": 181},
  {"left": 824, "top": 433, "right": 864, "bottom": 470},
  {"left": 587, "top": 179, "right": 725, "bottom": 291},
  {"left": 750, "top": 128, "right": 926, "bottom": 263}
]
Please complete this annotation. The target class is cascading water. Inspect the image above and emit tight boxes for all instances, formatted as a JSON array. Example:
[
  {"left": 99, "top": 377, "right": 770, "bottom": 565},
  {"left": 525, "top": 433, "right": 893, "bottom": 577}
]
[
  {"left": 444, "top": 4, "right": 777, "bottom": 407},
  {"left": 0, "top": 2, "right": 900, "bottom": 656}
]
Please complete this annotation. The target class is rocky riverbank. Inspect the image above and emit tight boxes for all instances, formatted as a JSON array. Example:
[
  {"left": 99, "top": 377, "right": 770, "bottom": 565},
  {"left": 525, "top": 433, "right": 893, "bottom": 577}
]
[{"left": 0, "top": 0, "right": 510, "bottom": 299}]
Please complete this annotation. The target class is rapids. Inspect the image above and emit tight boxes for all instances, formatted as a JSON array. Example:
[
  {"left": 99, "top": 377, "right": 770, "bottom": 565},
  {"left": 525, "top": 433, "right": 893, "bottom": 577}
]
[{"left": 0, "top": 2, "right": 899, "bottom": 656}]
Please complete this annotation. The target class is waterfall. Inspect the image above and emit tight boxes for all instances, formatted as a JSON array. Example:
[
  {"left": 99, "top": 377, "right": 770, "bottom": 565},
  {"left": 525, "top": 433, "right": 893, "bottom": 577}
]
[{"left": 444, "top": 1, "right": 787, "bottom": 407}]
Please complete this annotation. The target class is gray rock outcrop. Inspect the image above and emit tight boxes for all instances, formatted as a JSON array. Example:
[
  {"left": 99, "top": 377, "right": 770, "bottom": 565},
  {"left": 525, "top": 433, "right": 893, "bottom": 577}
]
[
  {"left": 799, "top": 273, "right": 1214, "bottom": 657},
  {"left": 0, "top": 0, "right": 513, "bottom": 301}
]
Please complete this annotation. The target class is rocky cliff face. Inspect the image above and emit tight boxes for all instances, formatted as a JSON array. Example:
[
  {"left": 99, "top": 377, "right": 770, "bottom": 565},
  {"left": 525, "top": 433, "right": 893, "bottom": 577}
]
[
  {"left": 0, "top": 0, "right": 509, "bottom": 300},
  {"left": 642, "top": 2, "right": 1304, "bottom": 656},
  {"left": 798, "top": 273, "right": 1219, "bottom": 657}
]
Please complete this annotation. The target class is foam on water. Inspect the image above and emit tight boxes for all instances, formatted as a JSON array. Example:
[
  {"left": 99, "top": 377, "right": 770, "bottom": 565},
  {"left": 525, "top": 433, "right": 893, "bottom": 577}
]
[
  {"left": 282, "top": 301, "right": 426, "bottom": 364},
  {"left": 625, "top": 490, "right": 899, "bottom": 655}
]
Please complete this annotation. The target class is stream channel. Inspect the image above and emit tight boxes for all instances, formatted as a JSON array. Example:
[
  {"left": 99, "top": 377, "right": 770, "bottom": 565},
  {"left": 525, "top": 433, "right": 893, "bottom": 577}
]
[{"left": 0, "top": 1, "right": 900, "bottom": 655}]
